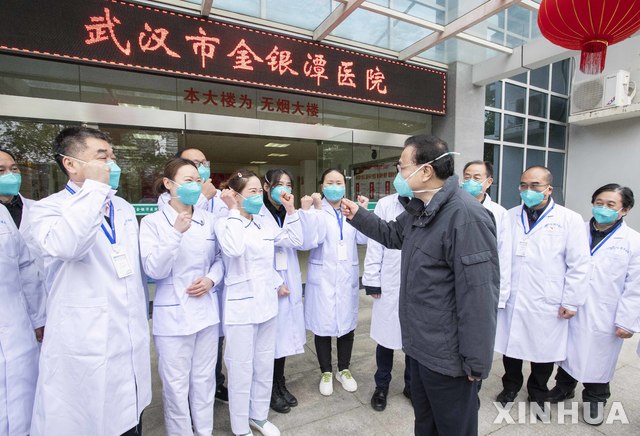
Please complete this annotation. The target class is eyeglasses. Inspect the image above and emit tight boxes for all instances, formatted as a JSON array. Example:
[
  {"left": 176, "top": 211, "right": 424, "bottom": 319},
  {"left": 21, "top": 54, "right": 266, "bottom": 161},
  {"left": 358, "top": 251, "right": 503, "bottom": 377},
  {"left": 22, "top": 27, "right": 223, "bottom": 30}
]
[
  {"left": 518, "top": 183, "right": 549, "bottom": 192},
  {"left": 396, "top": 162, "right": 417, "bottom": 172},
  {"left": 192, "top": 160, "right": 210, "bottom": 168}
]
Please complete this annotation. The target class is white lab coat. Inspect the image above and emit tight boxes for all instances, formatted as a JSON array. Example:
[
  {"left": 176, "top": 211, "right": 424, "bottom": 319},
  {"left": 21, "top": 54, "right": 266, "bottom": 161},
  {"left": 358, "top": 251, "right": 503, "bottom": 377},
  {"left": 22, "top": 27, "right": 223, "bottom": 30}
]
[
  {"left": 139, "top": 206, "right": 223, "bottom": 335},
  {"left": 362, "top": 194, "right": 403, "bottom": 350},
  {"left": 158, "top": 190, "right": 227, "bottom": 217},
  {"left": 561, "top": 221, "right": 640, "bottom": 383},
  {"left": 0, "top": 204, "right": 40, "bottom": 436},
  {"left": 304, "top": 199, "right": 368, "bottom": 337},
  {"left": 495, "top": 199, "right": 590, "bottom": 362},
  {"left": 29, "top": 180, "right": 151, "bottom": 436},
  {"left": 259, "top": 205, "right": 308, "bottom": 358},
  {"left": 215, "top": 208, "right": 303, "bottom": 326},
  {"left": 18, "top": 195, "right": 47, "bottom": 322},
  {"left": 140, "top": 206, "right": 223, "bottom": 436},
  {"left": 483, "top": 194, "right": 515, "bottom": 353}
]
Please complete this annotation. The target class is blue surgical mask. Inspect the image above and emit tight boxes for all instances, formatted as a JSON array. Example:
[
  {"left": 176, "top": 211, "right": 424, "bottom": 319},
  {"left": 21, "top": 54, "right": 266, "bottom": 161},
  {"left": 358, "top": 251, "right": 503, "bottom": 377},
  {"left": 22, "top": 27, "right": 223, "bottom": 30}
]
[
  {"left": 393, "top": 152, "right": 458, "bottom": 198},
  {"left": 520, "top": 188, "right": 548, "bottom": 208},
  {"left": 323, "top": 185, "right": 345, "bottom": 202},
  {"left": 198, "top": 164, "right": 210, "bottom": 181},
  {"left": 107, "top": 160, "right": 121, "bottom": 190},
  {"left": 271, "top": 185, "right": 291, "bottom": 206},
  {"left": 171, "top": 180, "right": 202, "bottom": 206},
  {"left": 462, "top": 179, "right": 485, "bottom": 197},
  {"left": 242, "top": 194, "right": 264, "bottom": 214},
  {"left": 0, "top": 172, "right": 21, "bottom": 196},
  {"left": 592, "top": 206, "right": 621, "bottom": 225}
]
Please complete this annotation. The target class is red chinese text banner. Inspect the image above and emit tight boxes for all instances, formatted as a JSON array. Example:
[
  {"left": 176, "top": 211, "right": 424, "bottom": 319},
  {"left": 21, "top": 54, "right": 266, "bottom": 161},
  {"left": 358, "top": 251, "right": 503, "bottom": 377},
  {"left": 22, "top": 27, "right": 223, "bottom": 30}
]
[{"left": 0, "top": 0, "right": 446, "bottom": 114}]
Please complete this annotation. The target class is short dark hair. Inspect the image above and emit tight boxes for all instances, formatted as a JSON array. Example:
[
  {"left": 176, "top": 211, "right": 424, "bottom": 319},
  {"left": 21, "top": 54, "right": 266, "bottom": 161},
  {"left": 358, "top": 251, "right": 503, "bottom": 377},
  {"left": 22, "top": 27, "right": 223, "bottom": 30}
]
[
  {"left": 264, "top": 168, "right": 294, "bottom": 188},
  {"left": 153, "top": 158, "right": 197, "bottom": 195},
  {"left": 591, "top": 183, "right": 635, "bottom": 209},
  {"left": 222, "top": 169, "right": 258, "bottom": 193},
  {"left": 0, "top": 148, "right": 17, "bottom": 161},
  {"left": 404, "top": 134, "right": 454, "bottom": 179},
  {"left": 53, "top": 126, "right": 112, "bottom": 176},
  {"left": 320, "top": 168, "right": 346, "bottom": 185},
  {"left": 523, "top": 165, "right": 553, "bottom": 185},
  {"left": 176, "top": 148, "right": 200, "bottom": 158},
  {"left": 463, "top": 160, "right": 493, "bottom": 178}
]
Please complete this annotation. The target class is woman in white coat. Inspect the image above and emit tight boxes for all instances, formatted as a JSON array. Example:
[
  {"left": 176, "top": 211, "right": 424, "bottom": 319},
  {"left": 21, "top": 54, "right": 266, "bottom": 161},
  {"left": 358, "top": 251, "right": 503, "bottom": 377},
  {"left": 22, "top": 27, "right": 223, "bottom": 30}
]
[
  {"left": 362, "top": 193, "right": 410, "bottom": 411},
  {"left": 215, "top": 169, "right": 303, "bottom": 436},
  {"left": 0, "top": 204, "right": 41, "bottom": 436},
  {"left": 304, "top": 168, "right": 368, "bottom": 396},
  {"left": 261, "top": 169, "right": 308, "bottom": 414},
  {"left": 140, "top": 158, "right": 224, "bottom": 436},
  {"left": 549, "top": 184, "right": 640, "bottom": 425}
]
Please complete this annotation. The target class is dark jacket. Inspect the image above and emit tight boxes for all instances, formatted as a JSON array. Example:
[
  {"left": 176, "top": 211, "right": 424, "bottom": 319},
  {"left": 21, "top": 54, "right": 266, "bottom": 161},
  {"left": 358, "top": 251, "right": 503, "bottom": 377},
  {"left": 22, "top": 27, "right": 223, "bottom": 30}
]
[{"left": 349, "top": 175, "right": 499, "bottom": 378}]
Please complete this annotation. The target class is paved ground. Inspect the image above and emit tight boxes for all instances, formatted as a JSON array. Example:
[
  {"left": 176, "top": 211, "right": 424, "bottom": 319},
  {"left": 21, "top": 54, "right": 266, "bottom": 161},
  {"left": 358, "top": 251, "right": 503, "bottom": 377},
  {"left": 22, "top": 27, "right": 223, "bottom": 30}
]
[{"left": 141, "top": 292, "right": 640, "bottom": 435}]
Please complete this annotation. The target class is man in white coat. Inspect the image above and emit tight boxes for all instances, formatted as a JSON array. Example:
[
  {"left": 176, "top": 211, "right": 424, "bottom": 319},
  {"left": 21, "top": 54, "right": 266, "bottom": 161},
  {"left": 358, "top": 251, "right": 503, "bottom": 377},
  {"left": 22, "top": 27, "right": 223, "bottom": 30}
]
[
  {"left": 0, "top": 149, "right": 48, "bottom": 315},
  {"left": 549, "top": 184, "right": 640, "bottom": 425},
  {"left": 156, "top": 147, "right": 229, "bottom": 403},
  {"left": 362, "top": 193, "right": 411, "bottom": 412},
  {"left": 0, "top": 203, "right": 43, "bottom": 435},
  {"left": 29, "top": 126, "right": 151, "bottom": 436},
  {"left": 495, "top": 165, "right": 590, "bottom": 410}
]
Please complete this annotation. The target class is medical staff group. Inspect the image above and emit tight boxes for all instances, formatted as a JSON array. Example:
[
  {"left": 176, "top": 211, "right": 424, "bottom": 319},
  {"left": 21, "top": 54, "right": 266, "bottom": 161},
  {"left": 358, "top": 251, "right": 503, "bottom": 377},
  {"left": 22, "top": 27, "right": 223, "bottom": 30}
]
[{"left": 0, "top": 128, "right": 638, "bottom": 436}]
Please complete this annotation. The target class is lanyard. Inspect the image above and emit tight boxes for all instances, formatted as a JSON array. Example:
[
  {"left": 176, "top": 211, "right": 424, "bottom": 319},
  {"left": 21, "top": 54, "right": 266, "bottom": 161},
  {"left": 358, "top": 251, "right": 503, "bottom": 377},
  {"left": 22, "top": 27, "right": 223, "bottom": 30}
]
[
  {"left": 333, "top": 208, "right": 344, "bottom": 240},
  {"left": 520, "top": 203, "right": 555, "bottom": 235},
  {"left": 590, "top": 222, "right": 622, "bottom": 256},
  {"left": 275, "top": 214, "right": 283, "bottom": 228},
  {"left": 65, "top": 184, "right": 116, "bottom": 244}
]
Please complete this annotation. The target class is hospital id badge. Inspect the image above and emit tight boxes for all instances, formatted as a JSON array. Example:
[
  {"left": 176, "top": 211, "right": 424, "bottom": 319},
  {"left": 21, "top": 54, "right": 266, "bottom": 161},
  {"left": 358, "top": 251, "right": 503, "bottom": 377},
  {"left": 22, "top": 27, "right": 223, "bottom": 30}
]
[
  {"left": 338, "top": 240, "right": 348, "bottom": 261},
  {"left": 111, "top": 248, "right": 133, "bottom": 278},
  {"left": 516, "top": 240, "right": 528, "bottom": 257},
  {"left": 275, "top": 248, "right": 288, "bottom": 270}
]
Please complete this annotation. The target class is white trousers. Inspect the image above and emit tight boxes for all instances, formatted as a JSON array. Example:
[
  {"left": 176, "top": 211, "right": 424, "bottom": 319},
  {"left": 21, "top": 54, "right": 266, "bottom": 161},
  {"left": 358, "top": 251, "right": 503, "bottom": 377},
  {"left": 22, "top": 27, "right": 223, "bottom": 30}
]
[
  {"left": 225, "top": 317, "right": 277, "bottom": 435},
  {"left": 154, "top": 324, "right": 219, "bottom": 436}
]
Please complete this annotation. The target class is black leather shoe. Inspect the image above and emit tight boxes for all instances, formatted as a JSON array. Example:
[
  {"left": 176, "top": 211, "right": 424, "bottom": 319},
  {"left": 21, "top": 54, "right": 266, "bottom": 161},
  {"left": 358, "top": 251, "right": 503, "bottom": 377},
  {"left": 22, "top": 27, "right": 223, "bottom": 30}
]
[
  {"left": 215, "top": 385, "right": 229, "bottom": 403},
  {"left": 278, "top": 377, "right": 298, "bottom": 407},
  {"left": 546, "top": 386, "right": 575, "bottom": 404},
  {"left": 403, "top": 386, "right": 412, "bottom": 402},
  {"left": 370, "top": 387, "right": 388, "bottom": 411},
  {"left": 586, "top": 402, "right": 606, "bottom": 426},
  {"left": 270, "top": 384, "right": 291, "bottom": 414},
  {"left": 496, "top": 389, "right": 518, "bottom": 406}
]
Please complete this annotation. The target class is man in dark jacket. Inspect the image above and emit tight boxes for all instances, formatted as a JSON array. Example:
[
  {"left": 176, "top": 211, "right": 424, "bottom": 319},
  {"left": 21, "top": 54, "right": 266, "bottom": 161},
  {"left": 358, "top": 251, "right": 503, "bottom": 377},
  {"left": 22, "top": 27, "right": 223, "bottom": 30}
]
[{"left": 341, "top": 134, "right": 499, "bottom": 435}]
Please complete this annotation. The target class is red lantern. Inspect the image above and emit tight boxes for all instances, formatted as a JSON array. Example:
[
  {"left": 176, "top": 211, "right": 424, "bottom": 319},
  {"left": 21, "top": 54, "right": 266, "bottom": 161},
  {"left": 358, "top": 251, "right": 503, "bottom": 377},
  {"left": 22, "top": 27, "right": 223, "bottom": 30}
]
[{"left": 538, "top": 0, "right": 640, "bottom": 74}]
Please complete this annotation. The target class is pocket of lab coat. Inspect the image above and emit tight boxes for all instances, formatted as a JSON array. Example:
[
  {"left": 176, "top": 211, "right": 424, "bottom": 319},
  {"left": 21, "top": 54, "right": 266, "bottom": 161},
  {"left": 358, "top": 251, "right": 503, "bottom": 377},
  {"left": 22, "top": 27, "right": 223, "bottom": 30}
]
[
  {"left": 59, "top": 298, "right": 108, "bottom": 357},
  {"left": 592, "top": 302, "right": 618, "bottom": 334},
  {"left": 543, "top": 277, "right": 564, "bottom": 305},
  {"left": 0, "top": 231, "right": 17, "bottom": 257}
]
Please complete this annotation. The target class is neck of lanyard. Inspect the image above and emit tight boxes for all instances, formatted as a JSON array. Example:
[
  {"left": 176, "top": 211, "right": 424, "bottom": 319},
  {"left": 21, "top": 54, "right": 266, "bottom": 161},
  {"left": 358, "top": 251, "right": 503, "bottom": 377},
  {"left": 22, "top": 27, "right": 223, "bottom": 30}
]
[
  {"left": 333, "top": 208, "right": 344, "bottom": 240},
  {"left": 275, "top": 214, "right": 283, "bottom": 228},
  {"left": 162, "top": 209, "right": 203, "bottom": 227},
  {"left": 521, "top": 202, "right": 555, "bottom": 235},
  {"left": 66, "top": 184, "right": 116, "bottom": 245},
  {"left": 590, "top": 221, "right": 622, "bottom": 256}
]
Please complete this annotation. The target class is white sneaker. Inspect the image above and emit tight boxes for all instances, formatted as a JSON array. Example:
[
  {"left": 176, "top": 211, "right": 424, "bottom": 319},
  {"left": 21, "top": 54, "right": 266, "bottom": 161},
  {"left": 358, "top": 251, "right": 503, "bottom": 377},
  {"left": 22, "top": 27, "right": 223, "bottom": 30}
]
[
  {"left": 249, "top": 419, "right": 280, "bottom": 436},
  {"left": 336, "top": 369, "right": 358, "bottom": 392},
  {"left": 319, "top": 371, "right": 333, "bottom": 396}
]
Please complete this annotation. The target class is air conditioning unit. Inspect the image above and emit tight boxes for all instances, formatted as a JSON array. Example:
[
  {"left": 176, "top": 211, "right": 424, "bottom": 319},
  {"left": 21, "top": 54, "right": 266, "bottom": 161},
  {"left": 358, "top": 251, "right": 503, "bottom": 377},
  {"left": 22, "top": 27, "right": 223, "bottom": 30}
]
[{"left": 570, "top": 70, "right": 636, "bottom": 115}]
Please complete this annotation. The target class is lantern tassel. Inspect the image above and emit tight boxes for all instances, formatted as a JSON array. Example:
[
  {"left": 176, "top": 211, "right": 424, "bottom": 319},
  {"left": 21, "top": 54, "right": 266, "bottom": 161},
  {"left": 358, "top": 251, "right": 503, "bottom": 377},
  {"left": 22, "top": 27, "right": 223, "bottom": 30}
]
[{"left": 580, "top": 40, "right": 608, "bottom": 75}]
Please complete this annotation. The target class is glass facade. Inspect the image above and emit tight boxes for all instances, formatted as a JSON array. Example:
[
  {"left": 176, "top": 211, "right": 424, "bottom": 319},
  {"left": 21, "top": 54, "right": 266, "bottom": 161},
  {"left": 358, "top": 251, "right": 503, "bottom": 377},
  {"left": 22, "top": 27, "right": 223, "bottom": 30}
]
[{"left": 483, "top": 59, "right": 571, "bottom": 209}]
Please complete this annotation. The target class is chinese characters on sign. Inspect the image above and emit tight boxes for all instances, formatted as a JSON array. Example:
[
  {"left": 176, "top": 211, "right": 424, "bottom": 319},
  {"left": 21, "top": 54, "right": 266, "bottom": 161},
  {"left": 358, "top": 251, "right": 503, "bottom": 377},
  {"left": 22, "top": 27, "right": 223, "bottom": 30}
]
[
  {"left": 0, "top": 0, "right": 446, "bottom": 114},
  {"left": 183, "top": 86, "right": 320, "bottom": 118}
]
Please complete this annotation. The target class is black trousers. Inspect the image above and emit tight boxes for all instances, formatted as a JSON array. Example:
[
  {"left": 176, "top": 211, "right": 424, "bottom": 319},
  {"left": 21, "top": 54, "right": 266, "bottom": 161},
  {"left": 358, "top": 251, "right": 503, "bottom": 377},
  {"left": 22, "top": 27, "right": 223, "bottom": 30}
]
[
  {"left": 555, "top": 366, "right": 611, "bottom": 402},
  {"left": 314, "top": 330, "right": 355, "bottom": 373},
  {"left": 502, "top": 355, "right": 554, "bottom": 401},
  {"left": 273, "top": 356, "right": 286, "bottom": 381},
  {"left": 409, "top": 356, "right": 478, "bottom": 436},
  {"left": 215, "top": 336, "right": 225, "bottom": 387},
  {"left": 374, "top": 344, "right": 411, "bottom": 390}
]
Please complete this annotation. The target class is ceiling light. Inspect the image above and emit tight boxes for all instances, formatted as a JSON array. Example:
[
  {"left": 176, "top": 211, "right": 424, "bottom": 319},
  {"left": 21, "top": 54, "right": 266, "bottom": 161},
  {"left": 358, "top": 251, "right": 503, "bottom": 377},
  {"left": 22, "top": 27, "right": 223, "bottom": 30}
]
[
  {"left": 267, "top": 153, "right": 288, "bottom": 157},
  {"left": 264, "top": 143, "right": 290, "bottom": 148},
  {"left": 250, "top": 161, "right": 268, "bottom": 164}
]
